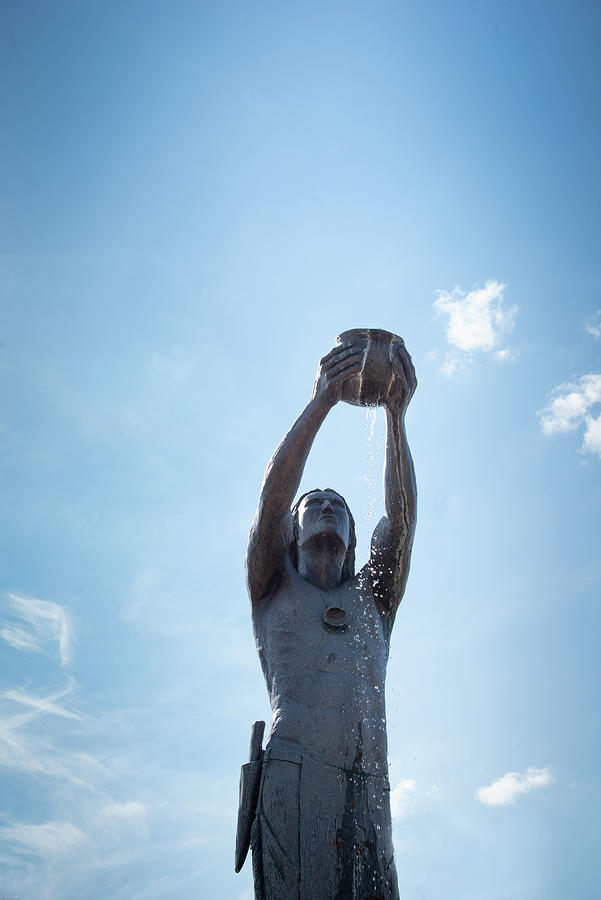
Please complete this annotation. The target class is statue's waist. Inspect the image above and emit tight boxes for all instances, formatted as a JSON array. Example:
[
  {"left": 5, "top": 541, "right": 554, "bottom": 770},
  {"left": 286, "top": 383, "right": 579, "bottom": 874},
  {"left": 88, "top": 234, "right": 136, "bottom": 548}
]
[
  {"left": 267, "top": 701, "right": 389, "bottom": 774},
  {"left": 264, "top": 739, "right": 390, "bottom": 782}
]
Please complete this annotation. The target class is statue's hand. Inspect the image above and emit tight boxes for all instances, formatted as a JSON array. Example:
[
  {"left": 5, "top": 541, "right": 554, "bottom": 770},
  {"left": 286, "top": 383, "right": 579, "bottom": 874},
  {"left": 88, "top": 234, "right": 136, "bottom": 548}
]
[
  {"left": 311, "top": 342, "right": 364, "bottom": 408},
  {"left": 387, "top": 341, "right": 417, "bottom": 413}
]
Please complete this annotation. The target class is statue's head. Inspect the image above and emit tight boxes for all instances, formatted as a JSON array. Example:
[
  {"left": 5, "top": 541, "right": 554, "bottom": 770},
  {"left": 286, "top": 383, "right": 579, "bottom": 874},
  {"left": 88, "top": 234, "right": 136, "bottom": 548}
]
[{"left": 290, "top": 488, "right": 356, "bottom": 582}]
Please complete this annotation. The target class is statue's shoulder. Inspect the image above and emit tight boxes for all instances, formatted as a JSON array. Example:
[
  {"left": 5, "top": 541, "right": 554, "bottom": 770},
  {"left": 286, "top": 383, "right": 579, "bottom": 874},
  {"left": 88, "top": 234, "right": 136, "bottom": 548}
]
[{"left": 251, "top": 553, "right": 296, "bottom": 617}]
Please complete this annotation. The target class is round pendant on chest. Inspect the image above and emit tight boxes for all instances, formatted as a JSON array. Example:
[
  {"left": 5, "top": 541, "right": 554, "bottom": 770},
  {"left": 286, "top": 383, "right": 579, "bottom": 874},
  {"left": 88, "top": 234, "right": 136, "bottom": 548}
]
[{"left": 323, "top": 606, "right": 348, "bottom": 630}]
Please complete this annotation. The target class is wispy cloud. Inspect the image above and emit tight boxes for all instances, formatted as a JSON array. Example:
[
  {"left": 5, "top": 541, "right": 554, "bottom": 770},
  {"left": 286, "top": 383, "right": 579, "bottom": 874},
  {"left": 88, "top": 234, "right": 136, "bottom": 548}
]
[
  {"left": 585, "top": 309, "right": 601, "bottom": 340},
  {"left": 2, "top": 593, "right": 72, "bottom": 665},
  {"left": 1, "top": 623, "right": 43, "bottom": 653},
  {"left": 0, "top": 673, "right": 233, "bottom": 897},
  {"left": 433, "top": 280, "right": 517, "bottom": 376},
  {"left": 0, "top": 583, "right": 239, "bottom": 896},
  {"left": 0, "top": 681, "right": 102, "bottom": 786},
  {"left": 476, "top": 766, "right": 554, "bottom": 806},
  {"left": 538, "top": 373, "right": 601, "bottom": 459},
  {"left": 0, "top": 820, "right": 87, "bottom": 856},
  {"left": 99, "top": 801, "right": 147, "bottom": 822},
  {"left": 1, "top": 683, "right": 85, "bottom": 721}
]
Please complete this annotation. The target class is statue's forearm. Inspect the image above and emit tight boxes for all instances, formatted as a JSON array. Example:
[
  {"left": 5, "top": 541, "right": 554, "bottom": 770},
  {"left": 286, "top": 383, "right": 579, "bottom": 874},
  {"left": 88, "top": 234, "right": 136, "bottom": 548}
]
[
  {"left": 383, "top": 407, "right": 417, "bottom": 540},
  {"left": 257, "top": 396, "right": 331, "bottom": 519},
  {"left": 255, "top": 340, "right": 364, "bottom": 520},
  {"left": 247, "top": 342, "right": 362, "bottom": 604}
]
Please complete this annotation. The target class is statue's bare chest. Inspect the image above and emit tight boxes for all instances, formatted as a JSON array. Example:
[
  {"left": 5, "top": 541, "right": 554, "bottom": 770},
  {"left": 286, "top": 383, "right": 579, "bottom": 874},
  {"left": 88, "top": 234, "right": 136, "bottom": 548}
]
[{"left": 254, "top": 564, "right": 390, "bottom": 693}]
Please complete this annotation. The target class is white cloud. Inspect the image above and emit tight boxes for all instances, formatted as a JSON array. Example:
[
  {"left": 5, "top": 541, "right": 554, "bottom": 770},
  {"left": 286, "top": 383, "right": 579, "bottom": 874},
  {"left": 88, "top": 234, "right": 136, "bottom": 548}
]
[
  {"left": 1, "top": 684, "right": 85, "bottom": 722},
  {"left": 1, "top": 624, "right": 43, "bottom": 653},
  {"left": 0, "top": 682, "right": 220, "bottom": 895},
  {"left": 0, "top": 820, "right": 87, "bottom": 856},
  {"left": 95, "top": 801, "right": 149, "bottom": 842},
  {"left": 476, "top": 766, "right": 554, "bottom": 806},
  {"left": 99, "top": 801, "right": 147, "bottom": 821},
  {"left": 433, "top": 280, "right": 517, "bottom": 376},
  {"left": 585, "top": 309, "right": 601, "bottom": 340},
  {"left": 2, "top": 593, "right": 72, "bottom": 665},
  {"left": 439, "top": 354, "right": 467, "bottom": 378},
  {"left": 390, "top": 778, "right": 417, "bottom": 821},
  {"left": 582, "top": 412, "right": 601, "bottom": 457},
  {"left": 539, "top": 374, "right": 601, "bottom": 433},
  {"left": 494, "top": 347, "right": 517, "bottom": 362},
  {"left": 0, "top": 682, "right": 102, "bottom": 787},
  {"left": 538, "top": 373, "right": 601, "bottom": 459},
  {"left": 0, "top": 591, "right": 240, "bottom": 898}
]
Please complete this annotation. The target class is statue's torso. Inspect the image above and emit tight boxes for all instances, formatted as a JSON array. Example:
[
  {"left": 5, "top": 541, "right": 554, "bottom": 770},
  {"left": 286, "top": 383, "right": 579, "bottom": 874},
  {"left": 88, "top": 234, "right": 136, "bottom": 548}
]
[{"left": 252, "top": 556, "right": 392, "bottom": 776}]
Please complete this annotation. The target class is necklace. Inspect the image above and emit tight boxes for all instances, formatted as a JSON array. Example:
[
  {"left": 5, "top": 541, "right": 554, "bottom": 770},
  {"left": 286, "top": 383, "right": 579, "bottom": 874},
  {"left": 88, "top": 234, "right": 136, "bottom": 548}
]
[{"left": 319, "top": 589, "right": 349, "bottom": 631}]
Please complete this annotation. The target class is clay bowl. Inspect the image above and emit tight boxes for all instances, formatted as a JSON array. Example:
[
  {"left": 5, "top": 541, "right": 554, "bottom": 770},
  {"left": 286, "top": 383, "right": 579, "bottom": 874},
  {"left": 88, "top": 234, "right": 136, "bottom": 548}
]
[{"left": 336, "top": 328, "right": 403, "bottom": 407}]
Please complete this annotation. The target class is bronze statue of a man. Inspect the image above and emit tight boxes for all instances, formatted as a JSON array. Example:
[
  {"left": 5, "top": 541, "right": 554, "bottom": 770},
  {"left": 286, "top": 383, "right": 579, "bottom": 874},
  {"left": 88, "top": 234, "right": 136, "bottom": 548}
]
[{"left": 242, "top": 333, "right": 417, "bottom": 899}]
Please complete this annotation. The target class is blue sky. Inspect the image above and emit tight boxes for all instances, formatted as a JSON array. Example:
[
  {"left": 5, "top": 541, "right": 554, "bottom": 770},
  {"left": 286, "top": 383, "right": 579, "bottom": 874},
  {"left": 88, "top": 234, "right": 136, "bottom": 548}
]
[{"left": 1, "top": 1, "right": 600, "bottom": 897}]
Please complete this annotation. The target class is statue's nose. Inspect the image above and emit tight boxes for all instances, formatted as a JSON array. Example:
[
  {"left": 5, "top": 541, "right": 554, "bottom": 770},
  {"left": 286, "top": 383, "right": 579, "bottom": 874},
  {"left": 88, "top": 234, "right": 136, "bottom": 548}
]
[{"left": 321, "top": 500, "right": 333, "bottom": 513}]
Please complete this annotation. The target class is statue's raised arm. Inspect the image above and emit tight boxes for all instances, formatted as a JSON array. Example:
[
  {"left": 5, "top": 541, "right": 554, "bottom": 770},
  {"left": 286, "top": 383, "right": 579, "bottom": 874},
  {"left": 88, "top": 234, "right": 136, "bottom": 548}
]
[
  {"left": 366, "top": 339, "right": 417, "bottom": 620},
  {"left": 246, "top": 340, "right": 363, "bottom": 605}
]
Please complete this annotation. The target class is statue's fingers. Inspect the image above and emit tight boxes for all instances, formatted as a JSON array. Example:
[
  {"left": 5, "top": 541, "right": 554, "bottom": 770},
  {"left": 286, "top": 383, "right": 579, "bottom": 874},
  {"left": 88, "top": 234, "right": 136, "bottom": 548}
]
[
  {"left": 329, "top": 357, "right": 363, "bottom": 381},
  {"left": 326, "top": 347, "right": 363, "bottom": 368},
  {"left": 328, "top": 350, "right": 363, "bottom": 377},
  {"left": 321, "top": 342, "right": 354, "bottom": 366}
]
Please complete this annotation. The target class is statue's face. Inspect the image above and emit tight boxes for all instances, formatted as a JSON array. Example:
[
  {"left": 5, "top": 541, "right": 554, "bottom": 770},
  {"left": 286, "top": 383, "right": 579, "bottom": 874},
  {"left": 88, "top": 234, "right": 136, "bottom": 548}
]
[{"left": 297, "top": 490, "right": 350, "bottom": 551}]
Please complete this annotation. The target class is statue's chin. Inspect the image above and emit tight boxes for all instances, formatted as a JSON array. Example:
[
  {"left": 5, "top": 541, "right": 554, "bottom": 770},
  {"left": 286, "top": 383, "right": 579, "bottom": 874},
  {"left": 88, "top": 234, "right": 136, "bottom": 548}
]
[{"left": 300, "top": 530, "right": 346, "bottom": 556}]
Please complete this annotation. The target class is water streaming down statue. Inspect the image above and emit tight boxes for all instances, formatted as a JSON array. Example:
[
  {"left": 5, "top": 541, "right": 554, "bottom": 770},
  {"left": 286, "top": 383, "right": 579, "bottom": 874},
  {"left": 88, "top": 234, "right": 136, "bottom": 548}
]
[{"left": 236, "top": 329, "right": 417, "bottom": 899}]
